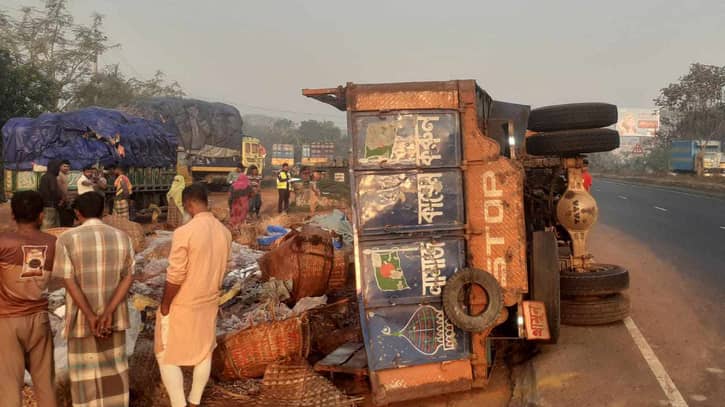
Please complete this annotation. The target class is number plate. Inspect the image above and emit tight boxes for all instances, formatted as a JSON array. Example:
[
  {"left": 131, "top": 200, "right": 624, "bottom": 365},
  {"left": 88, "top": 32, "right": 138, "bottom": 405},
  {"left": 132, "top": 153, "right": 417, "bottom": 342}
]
[{"left": 522, "top": 301, "right": 550, "bottom": 340}]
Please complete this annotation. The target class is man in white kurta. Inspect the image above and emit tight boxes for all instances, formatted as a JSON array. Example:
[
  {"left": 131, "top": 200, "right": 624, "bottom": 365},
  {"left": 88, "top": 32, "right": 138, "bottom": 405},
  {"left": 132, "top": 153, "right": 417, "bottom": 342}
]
[{"left": 155, "top": 184, "right": 231, "bottom": 407}]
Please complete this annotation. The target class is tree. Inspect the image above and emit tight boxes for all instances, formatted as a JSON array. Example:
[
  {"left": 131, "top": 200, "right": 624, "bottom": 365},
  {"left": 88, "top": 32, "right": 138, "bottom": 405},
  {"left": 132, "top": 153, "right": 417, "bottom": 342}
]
[
  {"left": 70, "top": 65, "right": 185, "bottom": 109},
  {"left": 0, "top": 48, "right": 59, "bottom": 127},
  {"left": 1, "top": 0, "right": 184, "bottom": 110},
  {"left": 655, "top": 63, "right": 725, "bottom": 175}
]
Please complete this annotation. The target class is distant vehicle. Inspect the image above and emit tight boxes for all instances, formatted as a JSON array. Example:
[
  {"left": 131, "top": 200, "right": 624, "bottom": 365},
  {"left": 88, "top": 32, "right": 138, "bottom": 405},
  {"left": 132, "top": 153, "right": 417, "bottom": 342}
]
[
  {"left": 301, "top": 142, "right": 335, "bottom": 166},
  {"left": 186, "top": 135, "right": 266, "bottom": 186},
  {"left": 669, "top": 140, "right": 723, "bottom": 175},
  {"left": 270, "top": 143, "right": 295, "bottom": 169}
]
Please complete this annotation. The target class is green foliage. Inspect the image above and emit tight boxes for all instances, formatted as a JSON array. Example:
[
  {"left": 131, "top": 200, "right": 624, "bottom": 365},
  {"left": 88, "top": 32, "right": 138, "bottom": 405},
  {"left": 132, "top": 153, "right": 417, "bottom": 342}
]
[
  {"left": 69, "top": 65, "right": 184, "bottom": 109},
  {"left": 1, "top": 0, "right": 183, "bottom": 110},
  {"left": 655, "top": 63, "right": 725, "bottom": 145},
  {"left": 0, "top": 48, "right": 59, "bottom": 127}
]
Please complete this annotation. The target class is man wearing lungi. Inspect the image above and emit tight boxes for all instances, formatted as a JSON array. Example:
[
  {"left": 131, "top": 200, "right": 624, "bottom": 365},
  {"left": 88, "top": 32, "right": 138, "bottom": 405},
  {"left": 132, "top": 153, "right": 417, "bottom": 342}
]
[
  {"left": 156, "top": 184, "right": 232, "bottom": 407},
  {"left": 54, "top": 192, "right": 135, "bottom": 406}
]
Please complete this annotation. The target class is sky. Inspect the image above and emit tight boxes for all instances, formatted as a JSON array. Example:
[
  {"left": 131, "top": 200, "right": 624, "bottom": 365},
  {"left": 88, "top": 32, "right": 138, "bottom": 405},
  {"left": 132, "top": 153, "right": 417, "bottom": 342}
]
[{"left": 4, "top": 0, "right": 725, "bottom": 128}]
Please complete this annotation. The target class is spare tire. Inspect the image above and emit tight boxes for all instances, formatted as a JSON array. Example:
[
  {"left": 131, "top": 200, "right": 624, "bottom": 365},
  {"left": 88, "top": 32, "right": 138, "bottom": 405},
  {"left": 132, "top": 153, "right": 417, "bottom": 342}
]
[
  {"left": 561, "top": 293, "right": 630, "bottom": 326},
  {"left": 443, "top": 268, "right": 503, "bottom": 332},
  {"left": 560, "top": 264, "right": 629, "bottom": 296},
  {"left": 527, "top": 128, "right": 620, "bottom": 156},
  {"left": 528, "top": 103, "right": 618, "bottom": 132}
]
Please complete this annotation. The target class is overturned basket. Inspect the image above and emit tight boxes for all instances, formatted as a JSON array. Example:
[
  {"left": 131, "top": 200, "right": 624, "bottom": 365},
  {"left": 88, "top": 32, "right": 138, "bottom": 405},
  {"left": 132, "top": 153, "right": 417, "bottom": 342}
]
[{"left": 213, "top": 315, "right": 311, "bottom": 381}]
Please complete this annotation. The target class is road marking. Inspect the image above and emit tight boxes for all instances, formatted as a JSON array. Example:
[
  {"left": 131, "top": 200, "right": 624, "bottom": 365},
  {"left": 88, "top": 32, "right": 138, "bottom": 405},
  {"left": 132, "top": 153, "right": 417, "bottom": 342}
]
[
  {"left": 618, "top": 195, "right": 629, "bottom": 200},
  {"left": 654, "top": 206, "right": 668, "bottom": 212},
  {"left": 720, "top": 226, "right": 725, "bottom": 230},
  {"left": 624, "top": 317, "right": 688, "bottom": 407}
]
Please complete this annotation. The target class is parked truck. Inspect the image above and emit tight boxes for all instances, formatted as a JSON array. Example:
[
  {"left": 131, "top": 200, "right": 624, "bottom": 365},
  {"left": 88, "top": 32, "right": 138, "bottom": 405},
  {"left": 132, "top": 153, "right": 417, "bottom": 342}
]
[
  {"left": 2, "top": 107, "right": 177, "bottom": 213},
  {"left": 270, "top": 143, "right": 295, "bottom": 169},
  {"left": 669, "top": 139, "right": 723, "bottom": 175}
]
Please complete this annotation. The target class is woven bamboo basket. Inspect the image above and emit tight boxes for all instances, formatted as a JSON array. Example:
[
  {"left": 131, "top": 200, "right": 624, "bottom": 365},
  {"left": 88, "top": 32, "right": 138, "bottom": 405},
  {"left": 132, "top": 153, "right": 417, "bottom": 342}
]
[
  {"left": 256, "top": 361, "right": 359, "bottom": 407},
  {"left": 44, "top": 227, "right": 72, "bottom": 238},
  {"left": 259, "top": 227, "right": 334, "bottom": 302},
  {"left": 213, "top": 315, "right": 310, "bottom": 381},
  {"left": 327, "top": 248, "right": 352, "bottom": 294},
  {"left": 102, "top": 215, "right": 146, "bottom": 252}
]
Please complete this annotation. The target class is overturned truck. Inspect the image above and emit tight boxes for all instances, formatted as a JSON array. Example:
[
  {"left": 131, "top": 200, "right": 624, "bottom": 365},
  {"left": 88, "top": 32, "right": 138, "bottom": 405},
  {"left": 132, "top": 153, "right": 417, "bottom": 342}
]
[{"left": 303, "top": 81, "right": 628, "bottom": 404}]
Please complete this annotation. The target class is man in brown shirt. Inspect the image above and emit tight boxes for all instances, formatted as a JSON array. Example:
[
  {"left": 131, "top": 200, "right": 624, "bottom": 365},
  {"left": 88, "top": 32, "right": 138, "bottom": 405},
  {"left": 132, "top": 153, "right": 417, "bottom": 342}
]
[{"left": 0, "top": 190, "right": 58, "bottom": 407}]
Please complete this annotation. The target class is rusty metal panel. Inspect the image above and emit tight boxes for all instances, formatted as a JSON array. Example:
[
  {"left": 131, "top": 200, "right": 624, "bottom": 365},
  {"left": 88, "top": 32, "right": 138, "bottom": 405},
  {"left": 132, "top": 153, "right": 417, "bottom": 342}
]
[
  {"left": 359, "top": 237, "right": 466, "bottom": 308},
  {"left": 351, "top": 111, "right": 462, "bottom": 170},
  {"left": 464, "top": 159, "right": 527, "bottom": 306},
  {"left": 371, "top": 360, "right": 473, "bottom": 405},
  {"left": 348, "top": 81, "right": 460, "bottom": 111},
  {"left": 354, "top": 169, "right": 465, "bottom": 236}
]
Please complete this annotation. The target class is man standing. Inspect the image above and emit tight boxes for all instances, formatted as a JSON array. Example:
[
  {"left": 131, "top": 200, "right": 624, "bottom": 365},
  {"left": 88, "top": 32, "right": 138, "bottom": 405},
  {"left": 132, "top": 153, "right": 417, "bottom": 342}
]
[
  {"left": 0, "top": 191, "right": 57, "bottom": 407},
  {"left": 113, "top": 166, "right": 133, "bottom": 219},
  {"left": 58, "top": 160, "right": 75, "bottom": 227},
  {"left": 277, "top": 162, "right": 291, "bottom": 214},
  {"left": 247, "top": 165, "right": 262, "bottom": 219},
  {"left": 77, "top": 166, "right": 96, "bottom": 196},
  {"left": 54, "top": 192, "right": 135, "bottom": 407},
  {"left": 38, "top": 159, "right": 62, "bottom": 230},
  {"left": 156, "top": 184, "right": 231, "bottom": 407}
]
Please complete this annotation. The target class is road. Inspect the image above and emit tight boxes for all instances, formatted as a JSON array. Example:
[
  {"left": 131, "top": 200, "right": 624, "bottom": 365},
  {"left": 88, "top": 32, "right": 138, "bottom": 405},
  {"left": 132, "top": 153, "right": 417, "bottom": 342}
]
[{"left": 529, "top": 179, "right": 725, "bottom": 407}]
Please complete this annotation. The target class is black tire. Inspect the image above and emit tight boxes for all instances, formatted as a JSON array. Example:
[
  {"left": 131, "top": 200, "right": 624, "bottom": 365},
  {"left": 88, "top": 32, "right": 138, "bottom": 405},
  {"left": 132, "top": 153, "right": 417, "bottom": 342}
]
[
  {"left": 530, "top": 231, "right": 560, "bottom": 344},
  {"left": 528, "top": 103, "right": 618, "bottom": 132},
  {"left": 560, "top": 264, "right": 629, "bottom": 296},
  {"left": 561, "top": 293, "right": 630, "bottom": 326},
  {"left": 526, "top": 128, "right": 620, "bottom": 156},
  {"left": 443, "top": 268, "right": 503, "bottom": 333}
]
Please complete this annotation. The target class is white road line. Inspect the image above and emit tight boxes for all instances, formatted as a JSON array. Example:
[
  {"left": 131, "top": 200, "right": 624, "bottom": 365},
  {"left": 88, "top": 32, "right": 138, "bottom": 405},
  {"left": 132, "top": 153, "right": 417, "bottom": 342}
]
[
  {"left": 618, "top": 195, "right": 628, "bottom": 200},
  {"left": 654, "top": 206, "right": 668, "bottom": 212},
  {"left": 624, "top": 317, "right": 688, "bottom": 407}
]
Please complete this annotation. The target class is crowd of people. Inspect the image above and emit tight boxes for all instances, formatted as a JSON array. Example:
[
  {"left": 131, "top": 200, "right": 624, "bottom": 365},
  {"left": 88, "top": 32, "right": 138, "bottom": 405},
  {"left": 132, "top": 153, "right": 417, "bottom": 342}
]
[
  {"left": 36, "top": 159, "right": 132, "bottom": 231},
  {"left": 0, "top": 183, "right": 231, "bottom": 407}
]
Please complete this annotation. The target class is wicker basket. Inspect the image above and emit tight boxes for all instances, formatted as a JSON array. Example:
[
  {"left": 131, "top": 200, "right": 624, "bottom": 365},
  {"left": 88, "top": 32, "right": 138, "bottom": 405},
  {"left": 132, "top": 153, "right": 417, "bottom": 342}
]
[
  {"left": 213, "top": 315, "right": 310, "bottom": 381},
  {"left": 44, "top": 227, "right": 72, "bottom": 238},
  {"left": 259, "top": 227, "right": 334, "bottom": 302},
  {"left": 102, "top": 215, "right": 146, "bottom": 253},
  {"left": 328, "top": 248, "right": 352, "bottom": 294},
  {"left": 256, "top": 361, "right": 359, "bottom": 407}
]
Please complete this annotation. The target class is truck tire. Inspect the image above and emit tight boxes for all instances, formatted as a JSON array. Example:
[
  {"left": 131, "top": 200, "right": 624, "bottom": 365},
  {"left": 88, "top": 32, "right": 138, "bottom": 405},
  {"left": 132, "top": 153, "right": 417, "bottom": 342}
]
[
  {"left": 561, "top": 293, "right": 630, "bottom": 325},
  {"left": 526, "top": 128, "right": 620, "bottom": 156},
  {"left": 530, "top": 231, "right": 560, "bottom": 343},
  {"left": 528, "top": 103, "right": 618, "bottom": 132},
  {"left": 560, "top": 264, "right": 629, "bottom": 296},
  {"left": 443, "top": 268, "right": 503, "bottom": 333}
]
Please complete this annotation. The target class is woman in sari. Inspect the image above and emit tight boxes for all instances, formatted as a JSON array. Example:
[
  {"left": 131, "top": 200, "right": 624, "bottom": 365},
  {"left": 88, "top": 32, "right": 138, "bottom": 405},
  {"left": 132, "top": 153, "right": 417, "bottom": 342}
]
[
  {"left": 166, "top": 175, "right": 187, "bottom": 228},
  {"left": 229, "top": 170, "right": 251, "bottom": 229}
]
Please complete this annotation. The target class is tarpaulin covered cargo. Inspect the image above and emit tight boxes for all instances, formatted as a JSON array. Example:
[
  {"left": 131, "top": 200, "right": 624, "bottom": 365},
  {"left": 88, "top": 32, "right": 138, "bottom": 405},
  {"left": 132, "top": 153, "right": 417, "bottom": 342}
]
[
  {"left": 1, "top": 107, "right": 178, "bottom": 170},
  {"left": 119, "top": 97, "right": 244, "bottom": 151}
]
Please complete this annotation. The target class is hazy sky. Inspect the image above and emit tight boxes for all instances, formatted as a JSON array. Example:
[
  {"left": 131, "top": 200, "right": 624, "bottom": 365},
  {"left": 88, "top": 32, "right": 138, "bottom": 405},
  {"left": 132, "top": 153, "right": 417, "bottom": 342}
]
[{"left": 4, "top": 0, "right": 725, "bottom": 127}]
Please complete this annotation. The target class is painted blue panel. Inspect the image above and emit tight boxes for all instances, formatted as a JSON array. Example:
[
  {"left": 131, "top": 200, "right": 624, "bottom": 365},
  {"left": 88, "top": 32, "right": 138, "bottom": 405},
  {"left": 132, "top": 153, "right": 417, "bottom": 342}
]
[
  {"left": 363, "top": 303, "right": 470, "bottom": 371},
  {"left": 355, "top": 169, "right": 464, "bottom": 235},
  {"left": 359, "top": 237, "right": 466, "bottom": 308},
  {"left": 351, "top": 111, "right": 461, "bottom": 170}
]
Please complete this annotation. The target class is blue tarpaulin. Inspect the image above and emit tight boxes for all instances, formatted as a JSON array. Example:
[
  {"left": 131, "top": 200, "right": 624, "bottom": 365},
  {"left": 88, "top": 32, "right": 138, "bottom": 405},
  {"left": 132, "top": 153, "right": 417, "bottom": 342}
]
[{"left": 1, "top": 107, "right": 178, "bottom": 170}]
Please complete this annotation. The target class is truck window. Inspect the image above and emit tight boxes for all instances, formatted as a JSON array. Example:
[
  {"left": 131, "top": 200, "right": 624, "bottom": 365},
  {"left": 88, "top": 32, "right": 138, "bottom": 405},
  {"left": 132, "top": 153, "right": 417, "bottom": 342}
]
[{"left": 245, "top": 143, "right": 251, "bottom": 154}]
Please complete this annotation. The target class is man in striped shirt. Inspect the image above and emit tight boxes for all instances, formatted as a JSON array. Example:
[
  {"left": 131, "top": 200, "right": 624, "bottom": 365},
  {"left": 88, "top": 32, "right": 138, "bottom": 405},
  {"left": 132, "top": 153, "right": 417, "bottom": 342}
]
[{"left": 54, "top": 192, "right": 136, "bottom": 407}]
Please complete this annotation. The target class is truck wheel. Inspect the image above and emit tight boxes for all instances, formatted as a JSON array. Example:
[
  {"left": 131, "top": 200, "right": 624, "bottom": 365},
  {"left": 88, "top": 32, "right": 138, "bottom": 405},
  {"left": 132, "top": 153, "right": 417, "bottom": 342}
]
[
  {"left": 443, "top": 268, "right": 503, "bottom": 333},
  {"left": 560, "top": 264, "right": 629, "bottom": 296},
  {"left": 561, "top": 293, "right": 630, "bottom": 325},
  {"left": 526, "top": 128, "right": 620, "bottom": 156},
  {"left": 530, "top": 231, "right": 560, "bottom": 344},
  {"left": 528, "top": 103, "right": 618, "bottom": 132}
]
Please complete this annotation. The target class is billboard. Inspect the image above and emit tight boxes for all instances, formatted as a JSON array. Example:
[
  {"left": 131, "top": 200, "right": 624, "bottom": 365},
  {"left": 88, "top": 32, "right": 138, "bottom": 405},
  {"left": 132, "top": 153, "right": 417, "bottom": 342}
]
[{"left": 615, "top": 108, "right": 660, "bottom": 137}]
